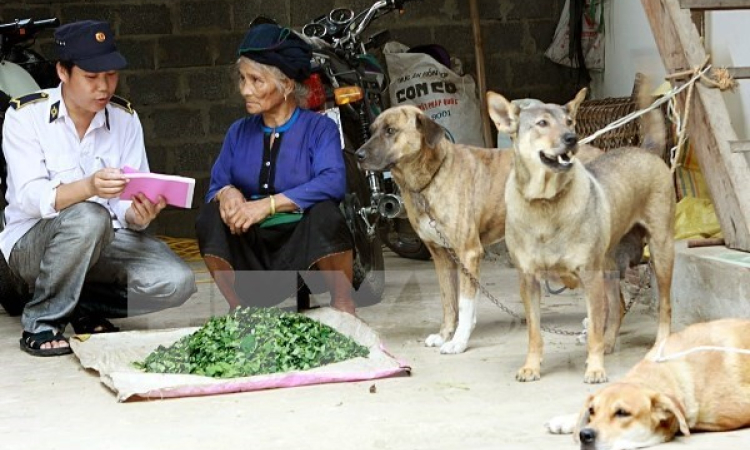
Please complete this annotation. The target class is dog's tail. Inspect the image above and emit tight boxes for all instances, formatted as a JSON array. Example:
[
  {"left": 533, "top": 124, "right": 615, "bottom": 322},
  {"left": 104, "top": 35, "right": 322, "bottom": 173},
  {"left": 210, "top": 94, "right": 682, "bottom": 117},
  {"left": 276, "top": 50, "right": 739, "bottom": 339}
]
[{"left": 636, "top": 74, "right": 666, "bottom": 156}]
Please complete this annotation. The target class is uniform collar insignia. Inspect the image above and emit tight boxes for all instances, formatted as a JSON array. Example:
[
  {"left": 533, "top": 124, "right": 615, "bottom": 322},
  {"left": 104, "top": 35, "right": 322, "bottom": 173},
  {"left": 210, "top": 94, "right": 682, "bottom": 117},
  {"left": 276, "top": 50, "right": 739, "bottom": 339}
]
[{"left": 49, "top": 101, "right": 60, "bottom": 122}]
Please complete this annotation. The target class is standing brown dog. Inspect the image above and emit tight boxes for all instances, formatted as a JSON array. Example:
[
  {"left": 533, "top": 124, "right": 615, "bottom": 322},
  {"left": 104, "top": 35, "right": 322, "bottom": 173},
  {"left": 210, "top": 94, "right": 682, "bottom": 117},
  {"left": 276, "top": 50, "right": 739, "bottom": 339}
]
[
  {"left": 487, "top": 89, "right": 676, "bottom": 383},
  {"left": 355, "top": 105, "right": 511, "bottom": 353}
]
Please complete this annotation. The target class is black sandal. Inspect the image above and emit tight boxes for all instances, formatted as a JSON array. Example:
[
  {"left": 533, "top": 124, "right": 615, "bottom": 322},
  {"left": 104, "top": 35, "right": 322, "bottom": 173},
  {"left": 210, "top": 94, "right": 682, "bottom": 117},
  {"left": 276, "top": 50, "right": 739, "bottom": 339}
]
[
  {"left": 71, "top": 315, "right": 120, "bottom": 334},
  {"left": 19, "top": 330, "right": 73, "bottom": 357}
]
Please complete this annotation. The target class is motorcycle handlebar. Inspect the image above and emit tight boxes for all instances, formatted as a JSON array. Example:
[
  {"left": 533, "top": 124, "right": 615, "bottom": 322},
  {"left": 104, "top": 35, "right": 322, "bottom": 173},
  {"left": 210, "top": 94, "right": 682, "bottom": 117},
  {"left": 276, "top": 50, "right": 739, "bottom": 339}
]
[
  {"left": 345, "top": 0, "right": 419, "bottom": 46},
  {"left": 350, "top": 0, "right": 390, "bottom": 38},
  {"left": 0, "top": 18, "right": 60, "bottom": 37}
]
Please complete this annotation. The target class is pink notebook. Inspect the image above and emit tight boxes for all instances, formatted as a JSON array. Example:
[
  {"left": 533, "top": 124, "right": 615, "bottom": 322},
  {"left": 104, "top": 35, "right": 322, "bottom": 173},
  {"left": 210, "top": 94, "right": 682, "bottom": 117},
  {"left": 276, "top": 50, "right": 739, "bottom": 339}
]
[{"left": 120, "top": 166, "right": 195, "bottom": 209}]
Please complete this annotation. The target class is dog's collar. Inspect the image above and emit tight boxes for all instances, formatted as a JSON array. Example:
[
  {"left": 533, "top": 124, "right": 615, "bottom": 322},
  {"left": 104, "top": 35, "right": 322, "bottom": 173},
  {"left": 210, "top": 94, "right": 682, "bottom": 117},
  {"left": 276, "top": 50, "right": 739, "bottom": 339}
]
[{"left": 411, "top": 152, "right": 447, "bottom": 194}]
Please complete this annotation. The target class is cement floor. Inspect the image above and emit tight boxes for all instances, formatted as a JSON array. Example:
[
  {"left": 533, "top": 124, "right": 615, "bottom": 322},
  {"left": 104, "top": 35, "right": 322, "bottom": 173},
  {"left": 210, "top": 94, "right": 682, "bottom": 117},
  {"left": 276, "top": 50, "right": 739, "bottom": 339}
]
[{"left": 1, "top": 250, "right": 748, "bottom": 450}]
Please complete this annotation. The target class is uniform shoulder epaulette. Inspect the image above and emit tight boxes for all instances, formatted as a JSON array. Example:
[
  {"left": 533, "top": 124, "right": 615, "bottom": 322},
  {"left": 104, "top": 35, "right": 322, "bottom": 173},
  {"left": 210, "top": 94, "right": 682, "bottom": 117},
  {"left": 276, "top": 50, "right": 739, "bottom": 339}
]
[
  {"left": 109, "top": 95, "right": 134, "bottom": 114},
  {"left": 9, "top": 92, "right": 49, "bottom": 110}
]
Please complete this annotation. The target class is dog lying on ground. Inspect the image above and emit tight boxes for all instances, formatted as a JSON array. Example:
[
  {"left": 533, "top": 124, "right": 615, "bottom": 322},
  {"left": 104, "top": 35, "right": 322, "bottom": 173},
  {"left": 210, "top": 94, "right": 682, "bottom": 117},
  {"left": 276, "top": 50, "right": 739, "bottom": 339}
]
[
  {"left": 546, "top": 319, "right": 750, "bottom": 449},
  {"left": 354, "top": 104, "right": 602, "bottom": 354},
  {"left": 487, "top": 89, "right": 675, "bottom": 383}
]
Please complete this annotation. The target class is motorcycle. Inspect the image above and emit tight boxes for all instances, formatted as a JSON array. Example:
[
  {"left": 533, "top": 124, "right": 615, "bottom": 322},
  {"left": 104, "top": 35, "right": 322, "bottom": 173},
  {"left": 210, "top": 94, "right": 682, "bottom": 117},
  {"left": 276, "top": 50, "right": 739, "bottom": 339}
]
[
  {"left": 298, "top": 0, "right": 432, "bottom": 270},
  {"left": 0, "top": 17, "right": 60, "bottom": 315}
]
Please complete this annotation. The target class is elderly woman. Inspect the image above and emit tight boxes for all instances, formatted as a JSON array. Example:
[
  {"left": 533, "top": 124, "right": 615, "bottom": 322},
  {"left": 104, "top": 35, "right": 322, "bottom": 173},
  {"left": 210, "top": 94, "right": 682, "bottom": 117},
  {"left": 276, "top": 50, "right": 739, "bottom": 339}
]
[{"left": 195, "top": 24, "right": 356, "bottom": 314}]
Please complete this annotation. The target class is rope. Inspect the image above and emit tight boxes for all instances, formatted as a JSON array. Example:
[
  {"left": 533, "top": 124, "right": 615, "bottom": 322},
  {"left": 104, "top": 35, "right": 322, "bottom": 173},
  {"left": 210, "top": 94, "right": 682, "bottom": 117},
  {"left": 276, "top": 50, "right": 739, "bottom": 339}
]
[
  {"left": 669, "top": 76, "right": 695, "bottom": 173},
  {"left": 665, "top": 61, "right": 737, "bottom": 173},
  {"left": 652, "top": 339, "right": 750, "bottom": 363},
  {"left": 704, "top": 67, "right": 738, "bottom": 91},
  {"left": 578, "top": 65, "right": 711, "bottom": 147},
  {"left": 665, "top": 57, "right": 738, "bottom": 92},
  {"left": 579, "top": 57, "right": 737, "bottom": 174}
]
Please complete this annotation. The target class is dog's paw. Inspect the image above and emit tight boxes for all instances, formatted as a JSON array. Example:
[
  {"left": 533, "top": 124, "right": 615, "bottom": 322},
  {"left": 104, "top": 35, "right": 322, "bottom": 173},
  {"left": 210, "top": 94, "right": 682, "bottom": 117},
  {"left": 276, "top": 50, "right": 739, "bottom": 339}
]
[
  {"left": 516, "top": 367, "right": 541, "bottom": 382},
  {"left": 584, "top": 368, "right": 608, "bottom": 384},
  {"left": 545, "top": 413, "right": 578, "bottom": 434},
  {"left": 439, "top": 339, "right": 468, "bottom": 354},
  {"left": 425, "top": 334, "right": 445, "bottom": 347}
]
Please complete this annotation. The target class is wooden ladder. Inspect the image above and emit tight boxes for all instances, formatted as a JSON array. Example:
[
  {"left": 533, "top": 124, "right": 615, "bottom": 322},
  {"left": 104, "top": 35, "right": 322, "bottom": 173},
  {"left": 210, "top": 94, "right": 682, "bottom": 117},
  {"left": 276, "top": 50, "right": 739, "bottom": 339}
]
[{"left": 640, "top": 0, "right": 750, "bottom": 251}]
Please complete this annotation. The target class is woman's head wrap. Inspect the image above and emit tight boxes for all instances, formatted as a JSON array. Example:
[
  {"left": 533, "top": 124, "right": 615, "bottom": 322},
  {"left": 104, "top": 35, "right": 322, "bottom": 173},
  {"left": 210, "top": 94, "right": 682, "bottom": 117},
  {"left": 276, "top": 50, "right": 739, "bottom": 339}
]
[{"left": 237, "top": 23, "right": 312, "bottom": 82}]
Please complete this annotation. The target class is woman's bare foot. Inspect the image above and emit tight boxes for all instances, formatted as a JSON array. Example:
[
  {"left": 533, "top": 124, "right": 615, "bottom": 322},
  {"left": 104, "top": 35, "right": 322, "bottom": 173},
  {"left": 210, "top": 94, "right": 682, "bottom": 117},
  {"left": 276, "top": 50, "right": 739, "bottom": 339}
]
[{"left": 330, "top": 297, "right": 356, "bottom": 315}]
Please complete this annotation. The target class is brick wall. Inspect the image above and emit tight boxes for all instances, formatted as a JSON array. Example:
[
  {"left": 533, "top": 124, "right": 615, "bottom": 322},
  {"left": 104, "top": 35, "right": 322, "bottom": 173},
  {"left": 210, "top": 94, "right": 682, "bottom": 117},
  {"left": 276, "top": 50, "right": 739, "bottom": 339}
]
[{"left": 1, "top": 0, "right": 580, "bottom": 237}]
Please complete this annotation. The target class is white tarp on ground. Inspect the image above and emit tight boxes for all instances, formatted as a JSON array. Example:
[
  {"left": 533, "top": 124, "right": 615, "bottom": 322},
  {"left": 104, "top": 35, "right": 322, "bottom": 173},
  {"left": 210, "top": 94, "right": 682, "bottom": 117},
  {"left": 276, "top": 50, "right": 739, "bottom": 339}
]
[{"left": 70, "top": 308, "right": 410, "bottom": 402}]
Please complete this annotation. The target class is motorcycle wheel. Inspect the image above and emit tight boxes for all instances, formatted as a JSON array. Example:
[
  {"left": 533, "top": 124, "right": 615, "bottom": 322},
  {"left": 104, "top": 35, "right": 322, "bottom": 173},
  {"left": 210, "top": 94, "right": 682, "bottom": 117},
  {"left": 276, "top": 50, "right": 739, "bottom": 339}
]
[
  {"left": 377, "top": 178, "right": 432, "bottom": 261},
  {"left": 342, "top": 151, "right": 385, "bottom": 307},
  {"left": 378, "top": 218, "right": 432, "bottom": 260}
]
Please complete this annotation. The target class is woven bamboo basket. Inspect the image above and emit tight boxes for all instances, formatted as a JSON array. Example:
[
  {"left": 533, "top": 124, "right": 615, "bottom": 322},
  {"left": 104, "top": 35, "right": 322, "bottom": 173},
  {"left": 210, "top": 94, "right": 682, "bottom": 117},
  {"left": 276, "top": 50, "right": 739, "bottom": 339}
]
[
  {"left": 576, "top": 96, "right": 642, "bottom": 151},
  {"left": 576, "top": 96, "right": 672, "bottom": 162},
  {"left": 575, "top": 73, "right": 671, "bottom": 160}
]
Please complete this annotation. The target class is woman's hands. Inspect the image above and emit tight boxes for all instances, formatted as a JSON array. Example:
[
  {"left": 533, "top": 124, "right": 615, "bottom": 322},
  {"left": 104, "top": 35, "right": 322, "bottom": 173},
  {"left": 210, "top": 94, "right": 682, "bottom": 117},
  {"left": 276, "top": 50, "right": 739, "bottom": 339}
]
[
  {"left": 217, "top": 187, "right": 272, "bottom": 234},
  {"left": 218, "top": 187, "right": 246, "bottom": 232},
  {"left": 125, "top": 193, "right": 167, "bottom": 228}
]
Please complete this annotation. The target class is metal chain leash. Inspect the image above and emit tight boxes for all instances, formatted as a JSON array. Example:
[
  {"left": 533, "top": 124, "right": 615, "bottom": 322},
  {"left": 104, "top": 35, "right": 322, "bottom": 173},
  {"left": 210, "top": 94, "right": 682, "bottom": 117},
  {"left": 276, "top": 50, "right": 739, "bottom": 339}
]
[
  {"left": 411, "top": 191, "right": 647, "bottom": 337},
  {"left": 622, "top": 262, "right": 648, "bottom": 314}
]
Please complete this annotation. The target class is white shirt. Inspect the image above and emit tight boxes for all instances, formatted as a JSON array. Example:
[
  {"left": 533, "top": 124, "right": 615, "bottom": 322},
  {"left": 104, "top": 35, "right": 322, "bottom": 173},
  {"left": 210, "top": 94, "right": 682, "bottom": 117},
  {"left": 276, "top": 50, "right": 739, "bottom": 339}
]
[{"left": 0, "top": 84, "right": 149, "bottom": 259}]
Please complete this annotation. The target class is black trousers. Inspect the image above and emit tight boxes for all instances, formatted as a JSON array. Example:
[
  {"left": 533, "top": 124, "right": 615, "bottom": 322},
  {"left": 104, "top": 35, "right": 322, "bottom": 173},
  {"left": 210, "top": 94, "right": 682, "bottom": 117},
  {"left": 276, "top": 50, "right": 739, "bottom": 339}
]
[{"left": 195, "top": 200, "right": 353, "bottom": 306}]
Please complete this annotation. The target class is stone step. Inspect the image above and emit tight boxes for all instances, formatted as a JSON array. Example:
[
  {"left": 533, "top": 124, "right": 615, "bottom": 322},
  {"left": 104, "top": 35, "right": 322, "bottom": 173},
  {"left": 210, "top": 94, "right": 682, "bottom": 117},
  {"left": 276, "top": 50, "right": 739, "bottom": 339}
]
[{"left": 672, "top": 240, "right": 750, "bottom": 326}]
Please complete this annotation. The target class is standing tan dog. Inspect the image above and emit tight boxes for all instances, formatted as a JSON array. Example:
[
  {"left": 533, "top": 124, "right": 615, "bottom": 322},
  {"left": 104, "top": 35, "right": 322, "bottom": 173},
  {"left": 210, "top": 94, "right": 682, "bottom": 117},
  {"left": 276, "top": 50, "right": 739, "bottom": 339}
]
[
  {"left": 546, "top": 319, "right": 750, "bottom": 449},
  {"left": 354, "top": 105, "right": 511, "bottom": 353},
  {"left": 487, "top": 89, "right": 676, "bottom": 383}
]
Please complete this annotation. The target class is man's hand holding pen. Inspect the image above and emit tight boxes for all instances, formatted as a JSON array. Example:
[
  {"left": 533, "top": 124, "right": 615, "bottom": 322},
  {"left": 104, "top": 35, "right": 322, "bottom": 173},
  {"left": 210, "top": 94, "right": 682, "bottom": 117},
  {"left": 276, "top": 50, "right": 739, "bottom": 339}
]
[{"left": 89, "top": 158, "right": 128, "bottom": 199}]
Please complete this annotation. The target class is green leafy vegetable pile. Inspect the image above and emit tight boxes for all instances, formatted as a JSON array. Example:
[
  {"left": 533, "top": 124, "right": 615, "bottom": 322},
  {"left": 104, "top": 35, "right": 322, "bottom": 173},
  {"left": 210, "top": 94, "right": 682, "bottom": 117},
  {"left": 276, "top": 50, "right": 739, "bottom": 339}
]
[{"left": 134, "top": 307, "right": 369, "bottom": 378}]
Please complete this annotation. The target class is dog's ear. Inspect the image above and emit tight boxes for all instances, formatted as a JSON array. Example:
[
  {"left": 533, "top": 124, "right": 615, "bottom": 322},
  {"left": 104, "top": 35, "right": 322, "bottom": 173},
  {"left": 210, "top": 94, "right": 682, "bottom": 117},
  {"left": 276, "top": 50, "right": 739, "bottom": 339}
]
[
  {"left": 486, "top": 91, "right": 519, "bottom": 135},
  {"left": 652, "top": 393, "right": 690, "bottom": 437},
  {"left": 573, "top": 395, "right": 593, "bottom": 443},
  {"left": 416, "top": 112, "right": 444, "bottom": 148},
  {"left": 565, "top": 88, "right": 588, "bottom": 120}
]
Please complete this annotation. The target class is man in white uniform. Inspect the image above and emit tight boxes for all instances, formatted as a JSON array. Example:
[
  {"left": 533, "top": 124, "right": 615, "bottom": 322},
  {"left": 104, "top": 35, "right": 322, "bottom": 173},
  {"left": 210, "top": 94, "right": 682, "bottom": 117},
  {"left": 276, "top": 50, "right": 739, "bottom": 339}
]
[{"left": 1, "top": 20, "right": 196, "bottom": 356}]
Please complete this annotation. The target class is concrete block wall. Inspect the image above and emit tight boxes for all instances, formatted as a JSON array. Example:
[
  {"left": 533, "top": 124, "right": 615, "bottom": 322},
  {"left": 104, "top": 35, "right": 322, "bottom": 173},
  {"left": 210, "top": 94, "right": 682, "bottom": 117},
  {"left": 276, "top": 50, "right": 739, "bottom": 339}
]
[{"left": 1, "top": 0, "right": 581, "bottom": 237}]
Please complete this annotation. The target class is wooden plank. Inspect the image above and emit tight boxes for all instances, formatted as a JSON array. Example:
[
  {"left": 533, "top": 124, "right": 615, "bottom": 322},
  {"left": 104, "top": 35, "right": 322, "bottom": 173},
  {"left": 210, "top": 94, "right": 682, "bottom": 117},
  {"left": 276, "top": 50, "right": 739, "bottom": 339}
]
[
  {"left": 730, "top": 141, "right": 750, "bottom": 152},
  {"left": 680, "top": 0, "right": 750, "bottom": 9},
  {"left": 641, "top": 0, "right": 750, "bottom": 251},
  {"left": 691, "top": 10, "right": 705, "bottom": 36},
  {"left": 728, "top": 67, "right": 750, "bottom": 79},
  {"left": 469, "top": 0, "right": 493, "bottom": 148}
]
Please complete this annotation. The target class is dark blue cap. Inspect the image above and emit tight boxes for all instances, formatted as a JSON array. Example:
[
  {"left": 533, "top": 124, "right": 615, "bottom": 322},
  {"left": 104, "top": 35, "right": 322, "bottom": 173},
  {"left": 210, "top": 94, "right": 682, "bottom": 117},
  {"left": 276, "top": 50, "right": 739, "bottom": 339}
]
[
  {"left": 237, "top": 23, "right": 311, "bottom": 82},
  {"left": 54, "top": 20, "right": 127, "bottom": 73}
]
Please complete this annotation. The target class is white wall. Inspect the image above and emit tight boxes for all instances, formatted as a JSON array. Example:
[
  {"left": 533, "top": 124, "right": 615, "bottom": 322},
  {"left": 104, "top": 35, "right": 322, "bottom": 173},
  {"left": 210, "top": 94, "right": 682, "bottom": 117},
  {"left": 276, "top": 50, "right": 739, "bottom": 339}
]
[
  {"left": 590, "top": 0, "right": 666, "bottom": 99},
  {"left": 591, "top": 1, "right": 748, "bottom": 138}
]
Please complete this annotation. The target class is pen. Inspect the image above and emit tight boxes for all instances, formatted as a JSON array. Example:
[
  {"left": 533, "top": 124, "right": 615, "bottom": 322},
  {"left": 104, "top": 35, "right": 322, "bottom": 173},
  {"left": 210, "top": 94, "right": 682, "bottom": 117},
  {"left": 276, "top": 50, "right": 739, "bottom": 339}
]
[{"left": 96, "top": 156, "right": 107, "bottom": 170}]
